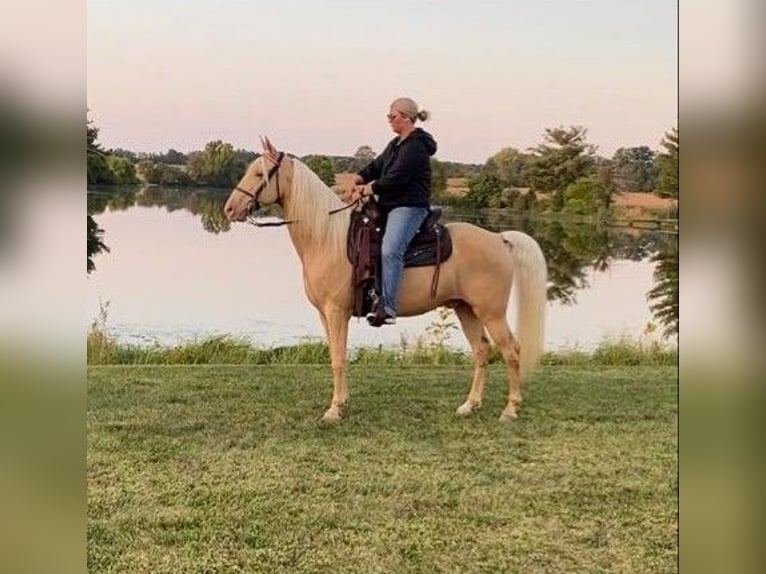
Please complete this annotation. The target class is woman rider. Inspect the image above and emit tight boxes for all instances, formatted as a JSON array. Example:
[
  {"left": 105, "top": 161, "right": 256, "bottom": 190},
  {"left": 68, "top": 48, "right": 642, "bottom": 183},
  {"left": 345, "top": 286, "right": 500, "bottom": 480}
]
[{"left": 345, "top": 97, "right": 437, "bottom": 326}]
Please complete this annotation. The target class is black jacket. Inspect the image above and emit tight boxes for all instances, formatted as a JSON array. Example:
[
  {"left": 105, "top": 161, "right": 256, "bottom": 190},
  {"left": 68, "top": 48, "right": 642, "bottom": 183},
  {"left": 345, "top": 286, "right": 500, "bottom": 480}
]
[{"left": 357, "top": 128, "right": 437, "bottom": 211}]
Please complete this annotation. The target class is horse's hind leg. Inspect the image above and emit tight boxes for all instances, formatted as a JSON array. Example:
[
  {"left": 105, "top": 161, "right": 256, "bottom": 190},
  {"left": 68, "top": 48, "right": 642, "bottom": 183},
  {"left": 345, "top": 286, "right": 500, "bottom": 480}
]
[
  {"left": 483, "top": 317, "right": 522, "bottom": 422},
  {"left": 454, "top": 303, "right": 491, "bottom": 416}
]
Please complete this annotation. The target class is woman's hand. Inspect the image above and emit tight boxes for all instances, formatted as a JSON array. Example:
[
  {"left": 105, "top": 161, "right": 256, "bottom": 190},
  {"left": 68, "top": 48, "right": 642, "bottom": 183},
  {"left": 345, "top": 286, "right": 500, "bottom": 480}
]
[
  {"left": 343, "top": 183, "right": 373, "bottom": 203},
  {"left": 341, "top": 175, "right": 364, "bottom": 202}
]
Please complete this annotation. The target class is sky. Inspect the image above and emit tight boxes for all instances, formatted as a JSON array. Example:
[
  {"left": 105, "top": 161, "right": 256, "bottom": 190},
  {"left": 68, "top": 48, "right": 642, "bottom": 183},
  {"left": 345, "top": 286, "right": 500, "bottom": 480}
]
[{"left": 88, "top": 0, "right": 677, "bottom": 164}]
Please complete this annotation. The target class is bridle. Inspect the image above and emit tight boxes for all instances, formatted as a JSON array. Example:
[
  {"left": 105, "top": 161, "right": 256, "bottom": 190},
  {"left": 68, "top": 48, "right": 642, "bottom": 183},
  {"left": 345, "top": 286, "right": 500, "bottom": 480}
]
[
  {"left": 233, "top": 152, "right": 285, "bottom": 215},
  {"left": 232, "top": 151, "right": 360, "bottom": 227}
]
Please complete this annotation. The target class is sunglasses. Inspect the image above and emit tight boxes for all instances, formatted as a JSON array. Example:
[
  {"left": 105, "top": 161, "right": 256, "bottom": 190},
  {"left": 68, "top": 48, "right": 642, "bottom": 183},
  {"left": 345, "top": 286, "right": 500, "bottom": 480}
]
[{"left": 387, "top": 113, "right": 406, "bottom": 121}]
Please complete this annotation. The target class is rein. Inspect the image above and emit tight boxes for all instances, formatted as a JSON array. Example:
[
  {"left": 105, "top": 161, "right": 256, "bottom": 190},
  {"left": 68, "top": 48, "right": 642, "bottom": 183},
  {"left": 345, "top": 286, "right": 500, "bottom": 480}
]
[
  {"left": 247, "top": 198, "right": 359, "bottom": 227},
  {"left": 233, "top": 153, "right": 361, "bottom": 228},
  {"left": 246, "top": 217, "right": 297, "bottom": 228},
  {"left": 328, "top": 200, "right": 360, "bottom": 216}
]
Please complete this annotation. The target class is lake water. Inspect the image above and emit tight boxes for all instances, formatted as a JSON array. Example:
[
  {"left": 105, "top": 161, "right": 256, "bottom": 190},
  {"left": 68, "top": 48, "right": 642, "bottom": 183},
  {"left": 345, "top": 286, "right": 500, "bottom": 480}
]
[{"left": 87, "top": 187, "right": 677, "bottom": 352}]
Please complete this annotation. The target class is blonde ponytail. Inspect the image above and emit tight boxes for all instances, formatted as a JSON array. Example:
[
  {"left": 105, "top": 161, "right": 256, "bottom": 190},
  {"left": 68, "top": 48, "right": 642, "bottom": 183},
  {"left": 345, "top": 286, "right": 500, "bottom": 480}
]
[{"left": 391, "top": 97, "right": 430, "bottom": 123}]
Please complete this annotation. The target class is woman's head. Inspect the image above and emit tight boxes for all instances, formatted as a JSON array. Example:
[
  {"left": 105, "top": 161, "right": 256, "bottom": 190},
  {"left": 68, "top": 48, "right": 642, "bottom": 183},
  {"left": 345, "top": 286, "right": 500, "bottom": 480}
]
[{"left": 387, "top": 97, "right": 429, "bottom": 135}]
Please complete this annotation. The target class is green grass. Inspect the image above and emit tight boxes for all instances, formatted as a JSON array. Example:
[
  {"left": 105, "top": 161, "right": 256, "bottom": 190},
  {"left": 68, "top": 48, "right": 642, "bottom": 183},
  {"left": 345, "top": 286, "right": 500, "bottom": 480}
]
[
  {"left": 87, "top": 332, "right": 332, "bottom": 366},
  {"left": 88, "top": 364, "right": 677, "bottom": 573},
  {"left": 541, "top": 337, "right": 677, "bottom": 367},
  {"left": 88, "top": 331, "right": 677, "bottom": 367}
]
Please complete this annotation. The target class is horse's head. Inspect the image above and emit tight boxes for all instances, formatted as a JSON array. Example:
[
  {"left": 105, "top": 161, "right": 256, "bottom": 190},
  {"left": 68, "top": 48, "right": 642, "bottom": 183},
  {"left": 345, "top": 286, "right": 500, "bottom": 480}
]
[{"left": 224, "top": 136, "right": 293, "bottom": 221}]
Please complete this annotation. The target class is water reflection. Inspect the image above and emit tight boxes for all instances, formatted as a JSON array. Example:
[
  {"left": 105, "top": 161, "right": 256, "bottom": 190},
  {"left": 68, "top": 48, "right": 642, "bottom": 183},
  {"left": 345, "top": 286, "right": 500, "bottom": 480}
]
[
  {"left": 648, "top": 236, "right": 679, "bottom": 337},
  {"left": 89, "top": 186, "right": 232, "bottom": 234},
  {"left": 87, "top": 187, "right": 678, "bottom": 346},
  {"left": 444, "top": 207, "right": 671, "bottom": 309}
]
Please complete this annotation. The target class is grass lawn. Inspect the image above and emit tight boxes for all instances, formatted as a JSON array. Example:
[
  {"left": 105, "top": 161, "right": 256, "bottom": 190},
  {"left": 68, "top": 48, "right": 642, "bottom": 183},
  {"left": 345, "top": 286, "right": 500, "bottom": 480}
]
[{"left": 87, "top": 364, "right": 677, "bottom": 573}]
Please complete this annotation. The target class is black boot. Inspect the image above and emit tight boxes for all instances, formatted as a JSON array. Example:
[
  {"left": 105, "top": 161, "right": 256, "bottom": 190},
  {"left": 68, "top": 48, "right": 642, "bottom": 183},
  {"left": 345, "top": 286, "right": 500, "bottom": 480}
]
[{"left": 366, "top": 307, "right": 396, "bottom": 327}]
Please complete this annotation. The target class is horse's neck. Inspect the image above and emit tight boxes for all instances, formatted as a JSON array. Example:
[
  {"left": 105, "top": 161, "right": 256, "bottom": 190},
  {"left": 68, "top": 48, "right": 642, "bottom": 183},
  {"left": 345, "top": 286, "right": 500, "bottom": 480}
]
[
  {"left": 283, "top": 195, "right": 349, "bottom": 270},
  {"left": 285, "top": 224, "right": 318, "bottom": 263}
]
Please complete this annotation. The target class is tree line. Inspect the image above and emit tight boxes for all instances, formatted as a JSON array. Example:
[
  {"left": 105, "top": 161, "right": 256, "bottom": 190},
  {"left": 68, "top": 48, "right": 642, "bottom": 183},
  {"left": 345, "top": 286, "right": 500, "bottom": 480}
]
[
  {"left": 88, "top": 119, "right": 677, "bottom": 215},
  {"left": 451, "top": 125, "right": 678, "bottom": 214}
]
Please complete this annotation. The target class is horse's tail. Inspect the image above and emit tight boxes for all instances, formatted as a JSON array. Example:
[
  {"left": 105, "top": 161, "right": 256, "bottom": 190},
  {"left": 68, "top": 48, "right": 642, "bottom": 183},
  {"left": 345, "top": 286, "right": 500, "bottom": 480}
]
[{"left": 500, "top": 230, "right": 548, "bottom": 380}]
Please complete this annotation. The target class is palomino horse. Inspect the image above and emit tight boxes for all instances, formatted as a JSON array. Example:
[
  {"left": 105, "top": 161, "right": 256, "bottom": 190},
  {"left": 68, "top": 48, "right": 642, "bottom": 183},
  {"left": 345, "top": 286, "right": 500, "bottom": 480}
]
[{"left": 223, "top": 138, "right": 547, "bottom": 423}]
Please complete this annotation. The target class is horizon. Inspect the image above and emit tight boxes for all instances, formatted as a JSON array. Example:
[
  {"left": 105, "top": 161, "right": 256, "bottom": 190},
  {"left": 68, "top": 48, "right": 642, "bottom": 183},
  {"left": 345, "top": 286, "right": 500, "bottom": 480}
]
[{"left": 88, "top": 0, "right": 677, "bottom": 165}]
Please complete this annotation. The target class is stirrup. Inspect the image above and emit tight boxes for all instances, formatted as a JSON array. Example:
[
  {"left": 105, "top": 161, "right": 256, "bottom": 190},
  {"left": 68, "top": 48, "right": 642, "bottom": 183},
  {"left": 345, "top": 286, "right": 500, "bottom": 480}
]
[{"left": 366, "top": 308, "right": 396, "bottom": 327}]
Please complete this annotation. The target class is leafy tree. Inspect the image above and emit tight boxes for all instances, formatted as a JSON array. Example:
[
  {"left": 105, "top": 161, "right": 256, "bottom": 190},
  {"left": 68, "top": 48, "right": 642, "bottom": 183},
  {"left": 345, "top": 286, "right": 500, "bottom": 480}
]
[
  {"left": 136, "top": 160, "right": 191, "bottom": 186},
  {"left": 304, "top": 155, "right": 336, "bottom": 187},
  {"left": 135, "top": 160, "right": 162, "bottom": 184},
  {"left": 526, "top": 126, "right": 596, "bottom": 210},
  {"left": 484, "top": 147, "right": 531, "bottom": 188},
  {"left": 107, "top": 148, "right": 138, "bottom": 162},
  {"left": 161, "top": 148, "right": 188, "bottom": 165},
  {"left": 233, "top": 148, "right": 258, "bottom": 166},
  {"left": 562, "top": 176, "right": 612, "bottom": 215},
  {"left": 430, "top": 158, "right": 447, "bottom": 195},
  {"left": 519, "top": 189, "right": 537, "bottom": 211},
  {"left": 187, "top": 140, "right": 247, "bottom": 187},
  {"left": 593, "top": 156, "right": 614, "bottom": 189},
  {"left": 464, "top": 171, "right": 503, "bottom": 207},
  {"left": 158, "top": 165, "right": 192, "bottom": 186},
  {"left": 441, "top": 161, "right": 482, "bottom": 179},
  {"left": 350, "top": 145, "right": 376, "bottom": 172},
  {"left": 106, "top": 155, "right": 139, "bottom": 184},
  {"left": 159, "top": 165, "right": 192, "bottom": 187},
  {"left": 87, "top": 118, "right": 114, "bottom": 185},
  {"left": 655, "top": 127, "right": 678, "bottom": 199},
  {"left": 611, "top": 146, "right": 657, "bottom": 193},
  {"left": 87, "top": 116, "right": 113, "bottom": 273},
  {"left": 327, "top": 155, "right": 355, "bottom": 173}
]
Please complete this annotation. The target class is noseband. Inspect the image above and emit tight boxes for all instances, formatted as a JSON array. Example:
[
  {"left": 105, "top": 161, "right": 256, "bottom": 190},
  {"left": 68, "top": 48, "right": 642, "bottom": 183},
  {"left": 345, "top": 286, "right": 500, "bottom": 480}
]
[{"left": 233, "top": 152, "right": 285, "bottom": 215}]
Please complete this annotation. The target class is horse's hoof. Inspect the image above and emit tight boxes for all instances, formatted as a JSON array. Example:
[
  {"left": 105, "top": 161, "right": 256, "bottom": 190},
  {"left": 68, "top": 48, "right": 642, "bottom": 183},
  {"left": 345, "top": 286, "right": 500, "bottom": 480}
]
[
  {"left": 322, "top": 406, "right": 345, "bottom": 423},
  {"left": 321, "top": 412, "right": 342, "bottom": 424},
  {"left": 456, "top": 401, "right": 480, "bottom": 417},
  {"left": 498, "top": 409, "right": 517, "bottom": 423}
]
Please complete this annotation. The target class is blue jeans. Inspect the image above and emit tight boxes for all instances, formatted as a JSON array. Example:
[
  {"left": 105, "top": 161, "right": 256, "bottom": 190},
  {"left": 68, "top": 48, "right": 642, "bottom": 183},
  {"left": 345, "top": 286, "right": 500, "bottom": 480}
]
[{"left": 379, "top": 206, "right": 429, "bottom": 317}]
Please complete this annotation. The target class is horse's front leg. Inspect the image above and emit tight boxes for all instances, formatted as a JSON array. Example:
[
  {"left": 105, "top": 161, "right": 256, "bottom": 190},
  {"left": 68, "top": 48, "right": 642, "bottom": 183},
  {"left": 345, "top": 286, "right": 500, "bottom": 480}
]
[{"left": 319, "top": 305, "right": 351, "bottom": 423}]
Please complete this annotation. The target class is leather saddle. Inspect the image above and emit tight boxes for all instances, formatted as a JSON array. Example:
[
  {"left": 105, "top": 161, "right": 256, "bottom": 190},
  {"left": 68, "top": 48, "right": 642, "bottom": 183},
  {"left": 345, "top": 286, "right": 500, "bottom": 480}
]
[{"left": 346, "top": 199, "right": 452, "bottom": 318}]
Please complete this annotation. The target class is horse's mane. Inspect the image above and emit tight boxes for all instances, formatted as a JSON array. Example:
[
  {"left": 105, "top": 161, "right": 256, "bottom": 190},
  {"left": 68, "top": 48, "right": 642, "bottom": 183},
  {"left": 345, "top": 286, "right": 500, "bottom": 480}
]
[{"left": 284, "top": 158, "right": 350, "bottom": 255}]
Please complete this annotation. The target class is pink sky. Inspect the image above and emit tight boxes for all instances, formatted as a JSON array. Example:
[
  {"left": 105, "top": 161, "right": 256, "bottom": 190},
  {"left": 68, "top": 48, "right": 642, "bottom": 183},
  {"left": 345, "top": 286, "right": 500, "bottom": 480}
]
[{"left": 88, "top": 1, "right": 677, "bottom": 163}]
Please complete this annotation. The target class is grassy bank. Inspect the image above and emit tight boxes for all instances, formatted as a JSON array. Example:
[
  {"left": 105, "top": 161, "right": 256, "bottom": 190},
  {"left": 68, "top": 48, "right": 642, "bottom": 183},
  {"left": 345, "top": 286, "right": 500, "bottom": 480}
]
[
  {"left": 88, "top": 364, "right": 677, "bottom": 573},
  {"left": 87, "top": 331, "right": 677, "bottom": 367}
]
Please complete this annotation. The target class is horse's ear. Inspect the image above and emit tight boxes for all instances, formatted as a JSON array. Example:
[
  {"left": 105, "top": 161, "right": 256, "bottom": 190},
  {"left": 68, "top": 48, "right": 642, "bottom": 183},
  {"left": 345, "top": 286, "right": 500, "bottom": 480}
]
[
  {"left": 259, "top": 135, "right": 279, "bottom": 162},
  {"left": 264, "top": 136, "right": 279, "bottom": 157}
]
